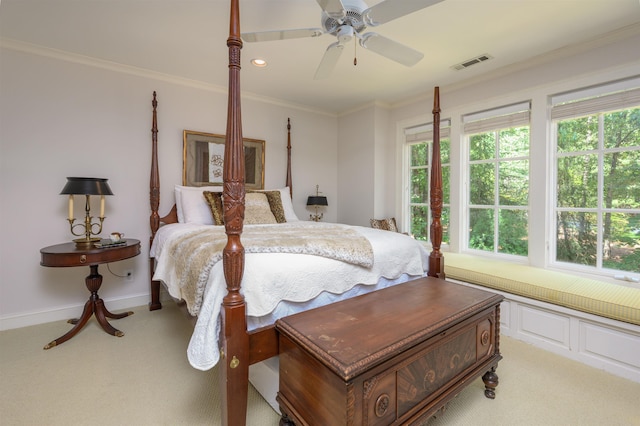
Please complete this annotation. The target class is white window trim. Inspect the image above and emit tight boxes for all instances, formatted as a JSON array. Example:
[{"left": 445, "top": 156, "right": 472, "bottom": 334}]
[
  {"left": 462, "top": 102, "right": 532, "bottom": 258},
  {"left": 394, "top": 70, "right": 639, "bottom": 287},
  {"left": 548, "top": 79, "right": 640, "bottom": 278},
  {"left": 401, "top": 119, "right": 451, "bottom": 243}
]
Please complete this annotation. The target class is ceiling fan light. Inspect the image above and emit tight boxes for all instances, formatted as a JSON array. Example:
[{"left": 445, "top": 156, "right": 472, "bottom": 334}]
[{"left": 336, "top": 25, "right": 355, "bottom": 43}]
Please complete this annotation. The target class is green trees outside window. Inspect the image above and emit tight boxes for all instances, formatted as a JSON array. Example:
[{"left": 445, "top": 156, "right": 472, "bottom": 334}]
[
  {"left": 409, "top": 139, "right": 450, "bottom": 242},
  {"left": 468, "top": 127, "right": 530, "bottom": 256},
  {"left": 555, "top": 107, "right": 640, "bottom": 273}
]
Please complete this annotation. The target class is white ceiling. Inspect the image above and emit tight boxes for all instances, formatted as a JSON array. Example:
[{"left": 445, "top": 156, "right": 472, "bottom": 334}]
[{"left": 1, "top": 0, "right": 640, "bottom": 114}]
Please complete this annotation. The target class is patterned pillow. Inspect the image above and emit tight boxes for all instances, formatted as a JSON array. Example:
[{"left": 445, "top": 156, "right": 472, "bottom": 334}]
[
  {"left": 203, "top": 191, "right": 224, "bottom": 225},
  {"left": 249, "top": 190, "right": 287, "bottom": 223},
  {"left": 204, "top": 190, "right": 286, "bottom": 225},
  {"left": 245, "top": 192, "right": 278, "bottom": 224},
  {"left": 370, "top": 217, "right": 399, "bottom": 232}
]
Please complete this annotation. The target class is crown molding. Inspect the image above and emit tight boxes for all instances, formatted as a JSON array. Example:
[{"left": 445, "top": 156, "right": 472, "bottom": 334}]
[{"left": 0, "top": 37, "right": 337, "bottom": 118}]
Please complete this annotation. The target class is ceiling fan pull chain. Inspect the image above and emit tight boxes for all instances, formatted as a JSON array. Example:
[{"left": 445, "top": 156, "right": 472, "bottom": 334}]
[{"left": 354, "top": 38, "right": 358, "bottom": 66}]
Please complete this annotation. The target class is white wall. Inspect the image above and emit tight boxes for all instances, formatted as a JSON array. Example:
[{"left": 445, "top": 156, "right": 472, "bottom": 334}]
[
  {"left": 335, "top": 103, "right": 394, "bottom": 227},
  {"left": 374, "top": 105, "right": 393, "bottom": 220},
  {"left": 0, "top": 44, "right": 338, "bottom": 329},
  {"left": 336, "top": 105, "right": 375, "bottom": 226}
]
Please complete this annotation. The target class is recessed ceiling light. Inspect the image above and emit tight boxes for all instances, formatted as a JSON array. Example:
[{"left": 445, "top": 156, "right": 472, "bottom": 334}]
[{"left": 251, "top": 58, "right": 267, "bottom": 67}]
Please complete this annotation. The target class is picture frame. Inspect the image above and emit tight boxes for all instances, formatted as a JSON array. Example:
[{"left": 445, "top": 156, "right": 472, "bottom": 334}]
[{"left": 183, "top": 130, "right": 265, "bottom": 189}]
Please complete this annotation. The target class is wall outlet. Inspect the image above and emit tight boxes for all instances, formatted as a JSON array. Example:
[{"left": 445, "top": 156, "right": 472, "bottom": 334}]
[{"left": 124, "top": 270, "right": 134, "bottom": 281}]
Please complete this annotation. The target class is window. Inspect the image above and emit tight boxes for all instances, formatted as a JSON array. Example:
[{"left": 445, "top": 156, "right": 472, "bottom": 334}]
[
  {"left": 463, "top": 102, "right": 531, "bottom": 256},
  {"left": 405, "top": 122, "right": 450, "bottom": 243},
  {"left": 552, "top": 81, "right": 640, "bottom": 274}
]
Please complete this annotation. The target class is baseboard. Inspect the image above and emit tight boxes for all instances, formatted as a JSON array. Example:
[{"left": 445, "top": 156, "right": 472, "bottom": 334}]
[
  {"left": 0, "top": 293, "right": 151, "bottom": 331},
  {"left": 451, "top": 279, "right": 640, "bottom": 383}
]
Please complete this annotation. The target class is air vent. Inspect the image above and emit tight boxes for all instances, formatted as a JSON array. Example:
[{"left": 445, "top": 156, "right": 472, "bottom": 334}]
[{"left": 451, "top": 54, "right": 493, "bottom": 71}]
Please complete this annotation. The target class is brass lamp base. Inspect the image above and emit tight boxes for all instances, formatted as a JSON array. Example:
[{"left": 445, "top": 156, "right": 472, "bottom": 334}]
[{"left": 73, "top": 237, "right": 101, "bottom": 248}]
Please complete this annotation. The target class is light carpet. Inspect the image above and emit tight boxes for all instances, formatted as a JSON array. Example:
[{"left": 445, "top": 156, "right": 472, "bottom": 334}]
[{"left": 1, "top": 302, "right": 639, "bottom": 425}]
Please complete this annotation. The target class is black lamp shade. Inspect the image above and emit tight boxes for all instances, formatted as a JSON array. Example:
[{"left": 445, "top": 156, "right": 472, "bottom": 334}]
[
  {"left": 60, "top": 177, "right": 114, "bottom": 195},
  {"left": 307, "top": 195, "right": 328, "bottom": 207}
]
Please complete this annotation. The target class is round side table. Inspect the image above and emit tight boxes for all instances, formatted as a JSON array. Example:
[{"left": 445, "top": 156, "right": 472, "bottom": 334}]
[{"left": 40, "top": 239, "right": 141, "bottom": 349}]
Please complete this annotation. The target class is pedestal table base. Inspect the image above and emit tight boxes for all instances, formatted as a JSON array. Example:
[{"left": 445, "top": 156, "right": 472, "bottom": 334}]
[{"left": 44, "top": 264, "right": 133, "bottom": 350}]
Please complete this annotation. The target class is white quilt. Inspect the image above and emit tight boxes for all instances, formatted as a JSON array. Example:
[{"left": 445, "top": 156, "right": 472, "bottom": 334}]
[{"left": 151, "top": 222, "right": 429, "bottom": 370}]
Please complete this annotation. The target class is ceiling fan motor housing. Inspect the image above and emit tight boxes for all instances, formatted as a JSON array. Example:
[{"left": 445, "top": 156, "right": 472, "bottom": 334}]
[{"left": 321, "top": 0, "right": 368, "bottom": 36}]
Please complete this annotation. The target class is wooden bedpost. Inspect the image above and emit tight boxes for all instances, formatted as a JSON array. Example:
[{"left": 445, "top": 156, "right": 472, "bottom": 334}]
[
  {"left": 428, "top": 87, "right": 445, "bottom": 278},
  {"left": 149, "top": 91, "right": 163, "bottom": 310},
  {"left": 220, "top": 0, "right": 249, "bottom": 425},
  {"left": 286, "top": 118, "right": 293, "bottom": 198}
]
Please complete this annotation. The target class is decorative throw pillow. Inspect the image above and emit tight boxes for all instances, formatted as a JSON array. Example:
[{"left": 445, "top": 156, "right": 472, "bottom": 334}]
[
  {"left": 244, "top": 192, "right": 277, "bottom": 224},
  {"left": 370, "top": 217, "right": 399, "bottom": 232},
  {"left": 203, "top": 191, "right": 225, "bottom": 225},
  {"left": 249, "top": 190, "right": 286, "bottom": 223}
]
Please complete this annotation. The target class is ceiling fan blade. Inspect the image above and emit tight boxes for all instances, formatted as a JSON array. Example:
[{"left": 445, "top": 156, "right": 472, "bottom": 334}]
[
  {"left": 314, "top": 42, "right": 344, "bottom": 80},
  {"left": 316, "top": 0, "right": 346, "bottom": 19},
  {"left": 363, "top": 0, "right": 445, "bottom": 26},
  {"left": 359, "top": 33, "right": 423, "bottom": 66},
  {"left": 242, "top": 28, "right": 324, "bottom": 43}
]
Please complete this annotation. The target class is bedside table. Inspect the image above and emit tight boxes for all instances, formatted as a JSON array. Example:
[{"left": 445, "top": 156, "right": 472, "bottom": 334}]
[{"left": 40, "top": 239, "right": 141, "bottom": 349}]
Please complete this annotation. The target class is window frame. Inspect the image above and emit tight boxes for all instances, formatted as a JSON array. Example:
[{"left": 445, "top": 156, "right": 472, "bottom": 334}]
[
  {"left": 403, "top": 120, "right": 451, "bottom": 244},
  {"left": 397, "top": 76, "right": 640, "bottom": 286},
  {"left": 462, "top": 102, "right": 532, "bottom": 258},
  {"left": 549, "top": 81, "right": 640, "bottom": 275}
]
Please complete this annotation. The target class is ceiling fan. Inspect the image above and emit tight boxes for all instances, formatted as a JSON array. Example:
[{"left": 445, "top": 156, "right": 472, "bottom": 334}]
[{"left": 241, "top": 0, "right": 444, "bottom": 79}]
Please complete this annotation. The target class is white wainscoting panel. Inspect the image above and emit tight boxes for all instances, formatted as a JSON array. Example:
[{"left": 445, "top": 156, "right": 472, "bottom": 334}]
[
  {"left": 450, "top": 279, "right": 640, "bottom": 383},
  {"left": 579, "top": 321, "right": 640, "bottom": 370},
  {"left": 518, "top": 304, "right": 571, "bottom": 349}
]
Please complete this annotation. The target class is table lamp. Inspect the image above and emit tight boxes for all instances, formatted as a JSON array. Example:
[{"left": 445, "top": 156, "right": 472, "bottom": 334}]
[
  {"left": 60, "top": 177, "right": 113, "bottom": 247},
  {"left": 307, "top": 185, "right": 328, "bottom": 222}
]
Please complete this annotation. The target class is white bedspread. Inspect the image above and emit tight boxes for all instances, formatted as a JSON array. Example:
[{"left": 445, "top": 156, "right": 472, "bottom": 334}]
[{"left": 151, "top": 222, "right": 429, "bottom": 370}]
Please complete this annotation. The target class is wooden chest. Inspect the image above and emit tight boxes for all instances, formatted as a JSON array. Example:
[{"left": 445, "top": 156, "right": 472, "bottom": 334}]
[{"left": 276, "top": 277, "right": 503, "bottom": 425}]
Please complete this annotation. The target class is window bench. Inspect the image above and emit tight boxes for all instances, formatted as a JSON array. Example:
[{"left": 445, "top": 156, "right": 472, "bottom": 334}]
[{"left": 445, "top": 253, "right": 640, "bottom": 383}]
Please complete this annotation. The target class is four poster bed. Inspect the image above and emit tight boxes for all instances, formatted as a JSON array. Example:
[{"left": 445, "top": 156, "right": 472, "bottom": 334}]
[{"left": 148, "top": 1, "right": 501, "bottom": 424}]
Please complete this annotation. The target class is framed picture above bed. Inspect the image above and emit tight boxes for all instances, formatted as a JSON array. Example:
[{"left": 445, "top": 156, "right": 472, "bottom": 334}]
[{"left": 183, "top": 130, "right": 265, "bottom": 189}]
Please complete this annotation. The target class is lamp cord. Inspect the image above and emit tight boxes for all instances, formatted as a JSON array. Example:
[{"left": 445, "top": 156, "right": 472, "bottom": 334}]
[{"left": 106, "top": 263, "right": 128, "bottom": 278}]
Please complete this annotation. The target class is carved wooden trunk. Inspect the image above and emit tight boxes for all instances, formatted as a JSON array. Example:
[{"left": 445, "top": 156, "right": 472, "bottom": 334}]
[{"left": 276, "top": 277, "right": 503, "bottom": 425}]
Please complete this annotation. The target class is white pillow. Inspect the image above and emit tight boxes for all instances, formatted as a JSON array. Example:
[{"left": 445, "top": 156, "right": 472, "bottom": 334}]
[
  {"left": 269, "top": 187, "right": 299, "bottom": 222},
  {"left": 244, "top": 193, "right": 277, "bottom": 224},
  {"left": 175, "top": 185, "right": 221, "bottom": 224}
]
